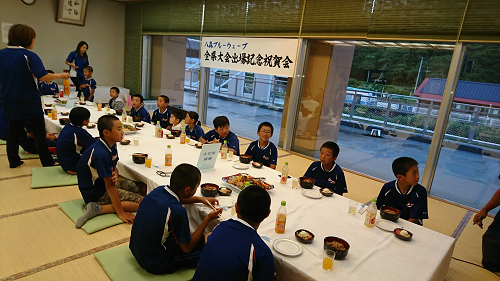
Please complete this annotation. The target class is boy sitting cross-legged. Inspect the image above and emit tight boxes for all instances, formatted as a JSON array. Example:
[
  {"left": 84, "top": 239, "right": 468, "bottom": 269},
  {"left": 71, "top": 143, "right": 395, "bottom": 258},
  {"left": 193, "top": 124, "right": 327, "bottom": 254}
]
[
  {"left": 244, "top": 121, "right": 278, "bottom": 169},
  {"left": 199, "top": 116, "right": 240, "bottom": 155},
  {"left": 129, "top": 164, "right": 222, "bottom": 275},
  {"left": 151, "top": 95, "right": 171, "bottom": 129},
  {"left": 75, "top": 115, "right": 145, "bottom": 228},
  {"left": 130, "top": 94, "right": 151, "bottom": 123}
]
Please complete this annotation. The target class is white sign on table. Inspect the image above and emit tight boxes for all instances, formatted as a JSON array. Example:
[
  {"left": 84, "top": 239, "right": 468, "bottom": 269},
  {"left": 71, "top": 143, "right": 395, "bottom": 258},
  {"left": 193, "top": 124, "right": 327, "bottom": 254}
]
[
  {"left": 66, "top": 92, "right": 78, "bottom": 109},
  {"left": 196, "top": 143, "right": 221, "bottom": 171},
  {"left": 200, "top": 37, "right": 299, "bottom": 77}
]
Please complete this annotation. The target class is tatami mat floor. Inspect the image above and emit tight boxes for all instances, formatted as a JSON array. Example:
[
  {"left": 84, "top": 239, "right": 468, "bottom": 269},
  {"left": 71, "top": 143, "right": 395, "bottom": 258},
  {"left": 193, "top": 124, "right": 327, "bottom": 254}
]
[{"left": 0, "top": 134, "right": 497, "bottom": 280}]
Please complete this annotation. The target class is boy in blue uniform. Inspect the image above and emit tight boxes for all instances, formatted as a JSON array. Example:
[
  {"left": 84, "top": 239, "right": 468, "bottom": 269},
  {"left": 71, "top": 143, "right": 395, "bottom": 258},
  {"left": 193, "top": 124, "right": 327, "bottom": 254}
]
[
  {"left": 80, "top": 66, "right": 96, "bottom": 102},
  {"left": 245, "top": 122, "right": 278, "bottom": 169},
  {"left": 169, "top": 111, "right": 183, "bottom": 131},
  {"left": 130, "top": 94, "right": 151, "bottom": 123},
  {"left": 39, "top": 70, "right": 59, "bottom": 96},
  {"left": 184, "top": 111, "right": 204, "bottom": 141},
  {"left": 151, "top": 95, "right": 171, "bottom": 129},
  {"left": 304, "top": 141, "right": 347, "bottom": 195},
  {"left": 376, "top": 157, "right": 428, "bottom": 225},
  {"left": 473, "top": 188, "right": 500, "bottom": 273},
  {"left": 130, "top": 164, "right": 222, "bottom": 275},
  {"left": 199, "top": 116, "right": 240, "bottom": 155},
  {"left": 193, "top": 185, "right": 274, "bottom": 281},
  {"left": 75, "top": 115, "right": 144, "bottom": 228},
  {"left": 108, "top": 87, "right": 124, "bottom": 111},
  {"left": 56, "top": 107, "right": 96, "bottom": 175}
]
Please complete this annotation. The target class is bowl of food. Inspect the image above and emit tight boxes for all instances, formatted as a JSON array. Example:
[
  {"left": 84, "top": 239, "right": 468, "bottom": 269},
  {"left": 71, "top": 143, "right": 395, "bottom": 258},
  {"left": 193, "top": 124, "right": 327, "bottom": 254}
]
[
  {"left": 201, "top": 183, "right": 219, "bottom": 197},
  {"left": 167, "top": 134, "right": 175, "bottom": 139},
  {"left": 252, "top": 162, "right": 263, "bottom": 169},
  {"left": 120, "top": 139, "right": 131, "bottom": 145},
  {"left": 380, "top": 206, "right": 401, "bottom": 222},
  {"left": 59, "top": 118, "right": 70, "bottom": 125},
  {"left": 324, "top": 236, "right": 350, "bottom": 259},
  {"left": 299, "top": 177, "right": 315, "bottom": 189},
  {"left": 295, "top": 229, "right": 315, "bottom": 244},
  {"left": 132, "top": 116, "right": 142, "bottom": 123},
  {"left": 218, "top": 187, "right": 232, "bottom": 196},
  {"left": 115, "top": 110, "right": 123, "bottom": 116},
  {"left": 394, "top": 228, "right": 412, "bottom": 241},
  {"left": 320, "top": 188, "right": 334, "bottom": 197},
  {"left": 61, "top": 112, "right": 69, "bottom": 116},
  {"left": 239, "top": 154, "right": 252, "bottom": 164},
  {"left": 171, "top": 130, "right": 181, "bottom": 137},
  {"left": 132, "top": 153, "right": 148, "bottom": 164},
  {"left": 86, "top": 124, "right": 96, "bottom": 129},
  {"left": 136, "top": 123, "right": 144, "bottom": 127},
  {"left": 195, "top": 143, "right": 203, "bottom": 149},
  {"left": 45, "top": 103, "right": 52, "bottom": 107}
]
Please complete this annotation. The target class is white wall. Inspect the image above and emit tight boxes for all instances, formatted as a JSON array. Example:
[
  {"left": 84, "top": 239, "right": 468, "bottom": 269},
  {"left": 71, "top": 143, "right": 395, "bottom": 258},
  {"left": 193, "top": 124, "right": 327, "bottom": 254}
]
[{"left": 0, "top": 0, "right": 125, "bottom": 86}]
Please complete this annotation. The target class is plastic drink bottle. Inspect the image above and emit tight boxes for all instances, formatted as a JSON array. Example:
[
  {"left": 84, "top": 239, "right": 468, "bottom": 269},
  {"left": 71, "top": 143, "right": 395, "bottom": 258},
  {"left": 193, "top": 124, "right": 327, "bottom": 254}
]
[
  {"left": 180, "top": 127, "right": 186, "bottom": 144},
  {"left": 165, "top": 145, "right": 172, "bottom": 166},
  {"left": 97, "top": 99, "right": 102, "bottom": 111},
  {"left": 155, "top": 121, "right": 160, "bottom": 138},
  {"left": 63, "top": 79, "right": 70, "bottom": 96},
  {"left": 221, "top": 140, "right": 228, "bottom": 159},
  {"left": 275, "top": 201, "right": 287, "bottom": 234},
  {"left": 51, "top": 105, "right": 57, "bottom": 120},
  {"left": 364, "top": 198, "right": 378, "bottom": 228},
  {"left": 280, "top": 162, "right": 289, "bottom": 184}
]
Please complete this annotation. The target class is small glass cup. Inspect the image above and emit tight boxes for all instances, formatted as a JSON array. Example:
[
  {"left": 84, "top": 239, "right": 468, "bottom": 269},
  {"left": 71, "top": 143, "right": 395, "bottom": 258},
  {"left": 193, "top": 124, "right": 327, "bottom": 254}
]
[
  {"left": 228, "top": 149, "right": 234, "bottom": 158},
  {"left": 106, "top": 107, "right": 110, "bottom": 111},
  {"left": 323, "top": 249, "right": 335, "bottom": 271},
  {"left": 145, "top": 156, "right": 152, "bottom": 168},
  {"left": 292, "top": 178, "right": 299, "bottom": 189},
  {"left": 349, "top": 201, "right": 358, "bottom": 215},
  {"left": 133, "top": 136, "right": 139, "bottom": 146},
  {"left": 185, "top": 138, "right": 190, "bottom": 143}
]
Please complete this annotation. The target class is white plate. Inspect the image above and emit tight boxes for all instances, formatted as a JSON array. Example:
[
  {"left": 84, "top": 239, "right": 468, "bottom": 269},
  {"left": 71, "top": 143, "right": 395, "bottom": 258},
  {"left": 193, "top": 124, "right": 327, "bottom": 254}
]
[
  {"left": 301, "top": 189, "right": 322, "bottom": 199},
  {"left": 273, "top": 239, "right": 303, "bottom": 257},
  {"left": 232, "top": 163, "right": 250, "bottom": 170},
  {"left": 375, "top": 219, "right": 399, "bottom": 232},
  {"left": 187, "top": 140, "right": 199, "bottom": 146},
  {"left": 216, "top": 197, "right": 236, "bottom": 208}
]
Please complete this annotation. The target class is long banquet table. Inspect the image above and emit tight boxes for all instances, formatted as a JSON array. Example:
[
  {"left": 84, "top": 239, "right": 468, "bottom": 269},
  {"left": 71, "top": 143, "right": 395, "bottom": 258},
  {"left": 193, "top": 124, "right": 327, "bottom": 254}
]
[{"left": 43, "top": 97, "right": 455, "bottom": 281}]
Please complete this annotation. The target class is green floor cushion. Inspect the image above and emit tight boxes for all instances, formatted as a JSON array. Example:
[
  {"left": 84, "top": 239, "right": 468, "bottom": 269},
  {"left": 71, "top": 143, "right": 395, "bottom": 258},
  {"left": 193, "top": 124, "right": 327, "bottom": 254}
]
[
  {"left": 58, "top": 199, "right": 136, "bottom": 234},
  {"left": 19, "top": 147, "right": 39, "bottom": 159},
  {"left": 31, "top": 166, "right": 78, "bottom": 188},
  {"left": 94, "top": 244, "right": 196, "bottom": 281},
  {"left": 0, "top": 139, "right": 5, "bottom": 145}
]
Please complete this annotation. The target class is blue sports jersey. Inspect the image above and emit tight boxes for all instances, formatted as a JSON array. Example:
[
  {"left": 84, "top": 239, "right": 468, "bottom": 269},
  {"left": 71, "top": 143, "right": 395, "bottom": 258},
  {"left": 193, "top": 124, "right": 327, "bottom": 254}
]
[
  {"left": 193, "top": 219, "right": 274, "bottom": 281},
  {"left": 77, "top": 139, "right": 118, "bottom": 204},
  {"left": 108, "top": 97, "right": 124, "bottom": 111},
  {"left": 131, "top": 106, "right": 151, "bottom": 123},
  {"left": 80, "top": 77, "right": 97, "bottom": 101},
  {"left": 0, "top": 46, "right": 47, "bottom": 120},
  {"left": 201, "top": 130, "right": 240, "bottom": 155},
  {"left": 185, "top": 125, "right": 204, "bottom": 141},
  {"left": 39, "top": 81, "right": 59, "bottom": 96},
  {"left": 376, "top": 180, "right": 429, "bottom": 222},
  {"left": 245, "top": 140, "right": 278, "bottom": 167},
  {"left": 304, "top": 161, "right": 348, "bottom": 195},
  {"left": 57, "top": 123, "right": 96, "bottom": 172},
  {"left": 130, "top": 186, "right": 193, "bottom": 275},
  {"left": 66, "top": 51, "right": 89, "bottom": 79},
  {"left": 151, "top": 108, "right": 171, "bottom": 128}
]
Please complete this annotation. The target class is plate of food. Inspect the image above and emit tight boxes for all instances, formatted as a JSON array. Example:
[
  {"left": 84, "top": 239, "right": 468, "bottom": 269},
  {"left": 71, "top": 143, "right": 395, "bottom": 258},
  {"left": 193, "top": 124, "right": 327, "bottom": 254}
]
[
  {"left": 295, "top": 229, "right": 314, "bottom": 244},
  {"left": 222, "top": 173, "right": 274, "bottom": 192},
  {"left": 122, "top": 123, "right": 137, "bottom": 134},
  {"left": 273, "top": 239, "right": 303, "bottom": 257},
  {"left": 232, "top": 163, "right": 250, "bottom": 170},
  {"left": 301, "top": 189, "right": 322, "bottom": 199},
  {"left": 375, "top": 219, "right": 399, "bottom": 232}
]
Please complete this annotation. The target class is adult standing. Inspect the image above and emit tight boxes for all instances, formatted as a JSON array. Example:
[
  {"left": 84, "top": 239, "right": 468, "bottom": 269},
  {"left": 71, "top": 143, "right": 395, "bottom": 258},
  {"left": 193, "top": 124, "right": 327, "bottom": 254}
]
[
  {"left": 65, "top": 41, "right": 89, "bottom": 97},
  {"left": 0, "top": 24, "right": 69, "bottom": 168}
]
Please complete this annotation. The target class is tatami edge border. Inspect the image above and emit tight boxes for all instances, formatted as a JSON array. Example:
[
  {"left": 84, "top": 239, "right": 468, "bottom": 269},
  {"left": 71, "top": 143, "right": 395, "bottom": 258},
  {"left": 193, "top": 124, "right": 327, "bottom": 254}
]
[
  {"left": 452, "top": 210, "right": 474, "bottom": 239},
  {"left": 0, "top": 203, "right": 58, "bottom": 220},
  {"left": 0, "top": 174, "right": 32, "bottom": 181}
]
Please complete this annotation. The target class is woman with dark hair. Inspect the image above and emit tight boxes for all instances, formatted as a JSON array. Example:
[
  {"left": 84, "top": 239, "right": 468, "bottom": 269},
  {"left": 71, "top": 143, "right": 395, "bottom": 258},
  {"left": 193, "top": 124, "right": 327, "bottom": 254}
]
[
  {"left": 65, "top": 41, "right": 89, "bottom": 96},
  {"left": 0, "top": 24, "right": 69, "bottom": 168}
]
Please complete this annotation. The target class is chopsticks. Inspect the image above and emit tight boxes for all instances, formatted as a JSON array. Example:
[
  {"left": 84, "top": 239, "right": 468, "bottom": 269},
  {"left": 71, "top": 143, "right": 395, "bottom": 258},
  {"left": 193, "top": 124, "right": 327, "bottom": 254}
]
[{"left": 205, "top": 199, "right": 226, "bottom": 220}]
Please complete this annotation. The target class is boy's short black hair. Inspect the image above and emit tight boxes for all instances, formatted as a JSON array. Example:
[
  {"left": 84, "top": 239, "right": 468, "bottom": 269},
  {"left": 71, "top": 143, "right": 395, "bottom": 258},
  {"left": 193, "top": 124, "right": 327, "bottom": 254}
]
[
  {"left": 84, "top": 65, "right": 93, "bottom": 73},
  {"left": 258, "top": 122, "right": 274, "bottom": 135},
  {"left": 213, "top": 116, "right": 229, "bottom": 129},
  {"left": 46, "top": 70, "right": 54, "bottom": 74},
  {"left": 69, "top": 107, "right": 91, "bottom": 127},
  {"left": 187, "top": 111, "right": 199, "bottom": 124},
  {"left": 237, "top": 185, "right": 271, "bottom": 224},
  {"left": 392, "top": 157, "right": 419, "bottom": 177},
  {"left": 321, "top": 141, "right": 340, "bottom": 158},
  {"left": 172, "top": 111, "right": 183, "bottom": 121},
  {"left": 133, "top": 94, "right": 144, "bottom": 104},
  {"left": 110, "top": 87, "right": 120, "bottom": 94},
  {"left": 170, "top": 164, "right": 201, "bottom": 192},
  {"left": 97, "top": 115, "right": 120, "bottom": 139},
  {"left": 159, "top": 95, "right": 169, "bottom": 103}
]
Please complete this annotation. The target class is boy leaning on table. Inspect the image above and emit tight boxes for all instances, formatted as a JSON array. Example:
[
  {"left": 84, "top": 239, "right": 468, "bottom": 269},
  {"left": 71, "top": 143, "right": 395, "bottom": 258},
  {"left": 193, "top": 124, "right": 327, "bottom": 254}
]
[
  {"left": 193, "top": 185, "right": 275, "bottom": 281},
  {"left": 129, "top": 164, "right": 222, "bottom": 275},
  {"left": 303, "top": 141, "right": 348, "bottom": 196},
  {"left": 199, "top": 115, "right": 240, "bottom": 155},
  {"left": 130, "top": 94, "right": 151, "bottom": 123},
  {"left": 376, "top": 157, "right": 428, "bottom": 225},
  {"left": 245, "top": 121, "right": 278, "bottom": 170},
  {"left": 56, "top": 107, "right": 96, "bottom": 175},
  {"left": 75, "top": 115, "right": 145, "bottom": 228}
]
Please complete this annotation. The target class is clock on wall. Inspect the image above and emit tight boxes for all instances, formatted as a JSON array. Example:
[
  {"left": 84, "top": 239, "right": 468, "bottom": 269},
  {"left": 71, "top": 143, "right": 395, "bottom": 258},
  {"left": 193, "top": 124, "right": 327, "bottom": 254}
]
[{"left": 22, "top": 0, "right": 36, "bottom": 5}]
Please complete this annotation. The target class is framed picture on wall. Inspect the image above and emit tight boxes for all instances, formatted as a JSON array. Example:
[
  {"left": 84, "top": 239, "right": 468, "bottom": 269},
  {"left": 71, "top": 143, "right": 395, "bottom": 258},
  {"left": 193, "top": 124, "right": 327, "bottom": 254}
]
[{"left": 56, "top": 0, "right": 88, "bottom": 26}]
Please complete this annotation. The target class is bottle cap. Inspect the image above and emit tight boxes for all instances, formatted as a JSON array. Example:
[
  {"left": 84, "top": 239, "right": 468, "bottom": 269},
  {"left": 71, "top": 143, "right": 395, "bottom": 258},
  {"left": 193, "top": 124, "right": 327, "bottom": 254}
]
[
  {"left": 285, "top": 162, "right": 288, "bottom": 165},
  {"left": 281, "top": 200, "right": 286, "bottom": 206},
  {"left": 244, "top": 182, "right": 250, "bottom": 186},
  {"left": 224, "top": 140, "right": 227, "bottom": 143},
  {"left": 371, "top": 198, "right": 377, "bottom": 203},
  {"left": 167, "top": 145, "right": 171, "bottom": 148},
  {"left": 157, "top": 121, "right": 160, "bottom": 124}
]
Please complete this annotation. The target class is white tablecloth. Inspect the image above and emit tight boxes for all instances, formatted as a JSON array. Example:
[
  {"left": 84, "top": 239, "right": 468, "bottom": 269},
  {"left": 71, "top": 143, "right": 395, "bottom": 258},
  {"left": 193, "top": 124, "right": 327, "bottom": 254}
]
[{"left": 43, "top": 97, "right": 454, "bottom": 281}]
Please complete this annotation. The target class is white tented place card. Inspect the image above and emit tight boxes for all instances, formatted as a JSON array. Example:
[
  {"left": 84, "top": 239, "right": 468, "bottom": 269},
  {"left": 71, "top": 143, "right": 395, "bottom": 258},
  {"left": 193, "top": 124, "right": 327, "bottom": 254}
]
[
  {"left": 66, "top": 92, "right": 78, "bottom": 109},
  {"left": 196, "top": 143, "right": 220, "bottom": 171}
]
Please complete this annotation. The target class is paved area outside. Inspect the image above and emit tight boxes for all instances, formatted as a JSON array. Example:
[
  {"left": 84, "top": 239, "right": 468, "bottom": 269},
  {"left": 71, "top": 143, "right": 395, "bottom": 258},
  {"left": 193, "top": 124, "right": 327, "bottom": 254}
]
[{"left": 182, "top": 91, "right": 500, "bottom": 213}]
